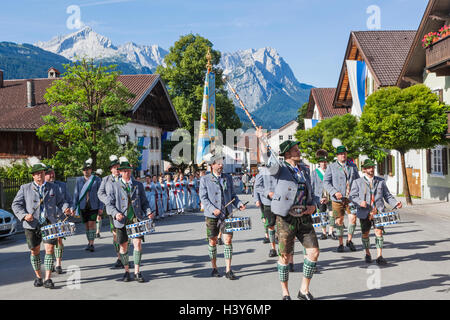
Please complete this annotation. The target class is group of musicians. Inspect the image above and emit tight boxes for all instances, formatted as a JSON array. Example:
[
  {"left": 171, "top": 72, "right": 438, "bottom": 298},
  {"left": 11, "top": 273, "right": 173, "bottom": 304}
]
[{"left": 11, "top": 132, "right": 401, "bottom": 299}]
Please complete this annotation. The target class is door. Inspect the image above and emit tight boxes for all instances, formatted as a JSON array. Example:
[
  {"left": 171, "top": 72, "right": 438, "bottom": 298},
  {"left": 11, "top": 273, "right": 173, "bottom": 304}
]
[{"left": 406, "top": 168, "right": 421, "bottom": 198}]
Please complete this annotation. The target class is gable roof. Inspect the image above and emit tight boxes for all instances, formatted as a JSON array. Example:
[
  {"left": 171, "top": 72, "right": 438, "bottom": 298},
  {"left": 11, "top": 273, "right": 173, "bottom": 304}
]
[
  {"left": 306, "top": 88, "right": 348, "bottom": 119},
  {"left": 334, "top": 30, "right": 416, "bottom": 107},
  {"left": 397, "top": 0, "right": 450, "bottom": 87},
  {"left": 0, "top": 74, "right": 181, "bottom": 131}
]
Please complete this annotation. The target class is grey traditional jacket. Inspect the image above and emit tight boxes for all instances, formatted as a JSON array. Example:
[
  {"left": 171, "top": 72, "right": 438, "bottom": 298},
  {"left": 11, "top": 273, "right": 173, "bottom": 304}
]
[
  {"left": 263, "top": 152, "right": 314, "bottom": 217},
  {"left": 199, "top": 172, "right": 243, "bottom": 219},
  {"left": 73, "top": 175, "right": 104, "bottom": 211},
  {"left": 53, "top": 180, "right": 73, "bottom": 217},
  {"left": 311, "top": 168, "right": 327, "bottom": 206},
  {"left": 254, "top": 166, "right": 277, "bottom": 207},
  {"left": 349, "top": 175, "right": 398, "bottom": 219},
  {"left": 105, "top": 178, "right": 152, "bottom": 229},
  {"left": 253, "top": 172, "right": 263, "bottom": 205},
  {"left": 323, "top": 160, "right": 360, "bottom": 202},
  {"left": 97, "top": 174, "right": 120, "bottom": 206},
  {"left": 12, "top": 182, "right": 70, "bottom": 230}
]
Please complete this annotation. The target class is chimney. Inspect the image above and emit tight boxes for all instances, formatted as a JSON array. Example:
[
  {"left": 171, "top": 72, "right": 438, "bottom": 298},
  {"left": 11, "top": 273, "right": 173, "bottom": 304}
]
[
  {"left": 27, "top": 80, "right": 36, "bottom": 108},
  {"left": 0, "top": 70, "right": 3, "bottom": 88}
]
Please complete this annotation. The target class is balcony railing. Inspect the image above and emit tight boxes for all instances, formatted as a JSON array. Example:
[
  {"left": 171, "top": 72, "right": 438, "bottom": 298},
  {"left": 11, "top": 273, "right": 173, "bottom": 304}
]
[{"left": 426, "top": 35, "right": 450, "bottom": 76}]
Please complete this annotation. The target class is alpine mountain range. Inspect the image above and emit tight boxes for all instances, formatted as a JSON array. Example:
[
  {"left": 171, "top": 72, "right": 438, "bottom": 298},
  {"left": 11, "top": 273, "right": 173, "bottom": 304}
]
[{"left": 4, "top": 26, "right": 313, "bottom": 129}]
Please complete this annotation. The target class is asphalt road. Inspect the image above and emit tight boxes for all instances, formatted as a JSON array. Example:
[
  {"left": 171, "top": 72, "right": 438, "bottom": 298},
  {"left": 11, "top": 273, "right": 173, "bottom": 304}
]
[{"left": 0, "top": 194, "right": 449, "bottom": 300}]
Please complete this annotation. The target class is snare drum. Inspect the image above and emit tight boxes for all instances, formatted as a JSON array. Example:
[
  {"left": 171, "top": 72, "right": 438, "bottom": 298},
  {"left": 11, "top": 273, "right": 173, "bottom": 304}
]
[
  {"left": 373, "top": 211, "right": 400, "bottom": 228},
  {"left": 311, "top": 212, "right": 330, "bottom": 228},
  {"left": 224, "top": 217, "right": 252, "bottom": 232},
  {"left": 41, "top": 222, "right": 76, "bottom": 241},
  {"left": 126, "top": 219, "right": 155, "bottom": 239}
]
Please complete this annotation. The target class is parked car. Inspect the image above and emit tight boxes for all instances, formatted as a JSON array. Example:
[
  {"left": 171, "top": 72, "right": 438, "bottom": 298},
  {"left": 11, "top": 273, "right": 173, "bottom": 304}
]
[{"left": 0, "top": 209, "right": 17, "bottom": 239}]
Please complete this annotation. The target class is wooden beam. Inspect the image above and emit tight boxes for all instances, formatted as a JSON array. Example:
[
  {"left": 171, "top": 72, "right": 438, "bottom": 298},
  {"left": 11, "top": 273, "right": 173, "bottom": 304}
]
[{"left": 402, "top": 75, "right": 422, "bottom": 85}]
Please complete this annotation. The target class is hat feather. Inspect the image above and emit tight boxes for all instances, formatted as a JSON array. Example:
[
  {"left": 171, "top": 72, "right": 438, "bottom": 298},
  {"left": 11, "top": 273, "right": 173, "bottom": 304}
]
[
  {"left": 332, "top": 138, "right": 342, "bottom": 148},
  {"left": 109, "top": 155, "right": 118, "bottom": 162}
]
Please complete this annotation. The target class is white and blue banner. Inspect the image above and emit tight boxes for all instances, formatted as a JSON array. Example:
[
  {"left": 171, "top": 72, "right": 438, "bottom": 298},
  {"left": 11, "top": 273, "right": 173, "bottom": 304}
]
[
  {"left": 304, "top": 118, "right": 319, "bottom": 130},
  {"left": 346, "top": 60, "right": 367, "bottom": 117}
]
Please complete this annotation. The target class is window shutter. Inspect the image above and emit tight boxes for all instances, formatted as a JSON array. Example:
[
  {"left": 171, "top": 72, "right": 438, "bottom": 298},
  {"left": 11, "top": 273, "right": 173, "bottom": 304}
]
[
  {"left": 378, "top": 158, "right": 385, "bottom": 175},
  {"left": 387, "top": 155, "right": 393, "bottom": 176},
  {"left": 391, "top": 155, "right": 395, "bottom": 176},
  {"left": 443, "top": 148, "right": 448, "bottom": 176},
  {"left": 426, "top": 149, "right": 432, "bottom": 174}
]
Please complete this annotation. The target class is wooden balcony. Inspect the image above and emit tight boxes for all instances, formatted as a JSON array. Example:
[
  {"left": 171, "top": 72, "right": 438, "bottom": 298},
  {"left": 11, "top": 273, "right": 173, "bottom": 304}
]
[{"left": 426, "top": 36, "right": 450, "bottom": 76}]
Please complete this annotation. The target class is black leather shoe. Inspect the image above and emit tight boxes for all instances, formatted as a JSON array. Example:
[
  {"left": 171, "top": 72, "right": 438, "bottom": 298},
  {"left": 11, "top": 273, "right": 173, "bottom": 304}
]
[
  {"left": 320, "top": 233, "right": 327, "bottom": 240},
  {"left": 55, "top": 266, "right": 63, "bottom": 274},
  {"left": 85, "top": 244, "right": 91, "bottom": 251},
  {"left": 114, "top": 259, "right": 124, "bottom": 269},
  {"left": 217, "top": 238, "right": 223, "bottom": 245},
  {"left": 269, "top": 249, "right": 277, "bottom": 257},
  {"left": 44, "top": 279, "right": 55, "bottom": 289},
  {"left": 225, "top": 270, "right": 237, "bottom": 280},
  {"left": 329, "top": 231, "right": 338, "bottom": 240},
  {"left": 337, "top": 244, "right": 345, "bottom": 252},
  {"left": 376, "top": 256, "right": 387, "bottom": 265},
  {"left": 289, "top": 263, "right": 294, "bottom": 272},
  {"left": 211, "top": 268, "right": 222, "bottom": 278},
  {"left": 96, "top": 233, "right": 101, "bottom": 239},
  {"left": 34, "top": 278, "right": 43, "bottom": 287},
  {"left": 282, "top": 295, "right": 291, "bottom": 300},
  {"left": 298, "top": 290, "right": 314, "bottom": 300},
  {"left": 365, "top": 254, "right": 372, "bottom": 263},
  {"left": 122, "top": 271, "right": 131, "bottom": 282},
  {"left": 89, "top": 244, "right": 95, "bottom": 252},
  {"left": 135, "top": 272, "right": 145, "bottom": 283},
  {"left": 346, "top": 240, "right": 357, "bottom": 252},
  {"left": 263, "top": 237, "right": 270, "bottom": 244}
]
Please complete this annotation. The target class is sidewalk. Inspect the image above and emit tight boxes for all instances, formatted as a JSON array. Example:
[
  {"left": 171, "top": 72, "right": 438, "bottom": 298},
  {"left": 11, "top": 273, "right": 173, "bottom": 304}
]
[{"left": 397, "top": 196, "right": 449, "bottom": 220}]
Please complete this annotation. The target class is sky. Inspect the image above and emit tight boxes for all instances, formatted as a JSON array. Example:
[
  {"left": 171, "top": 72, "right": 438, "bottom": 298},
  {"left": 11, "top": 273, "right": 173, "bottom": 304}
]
[{"left": 0, "top": 0, "right": 428, "bottom": 88}]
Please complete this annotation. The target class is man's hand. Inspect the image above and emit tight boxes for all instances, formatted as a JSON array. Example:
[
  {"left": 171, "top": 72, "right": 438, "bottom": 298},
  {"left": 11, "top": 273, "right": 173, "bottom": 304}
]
[
  {"left": 98, "top": 209, "right": 103, "bottom": 215},
  {"left": 213, "top": 209, "right": 221, "bottom": 217},
  {"left": 64, "top": 208, "right": 72, "bottom": 216},
  {"left": 24, "top": 214, "right": 34, "bottom": 222},
  {"left": 255, "top": 201, "right": 260, "bottom": 208},
  {"left": 239, "top": 205, "right": 246, "bottom": 211},
  {"left": 320, "top": 198, "right": 328, "bottom": 204},
  {"left": 115, "top": 213, "right": 124, "bottom": 221},
  {"left": 335, "top": 192, "right": 343, "bottom": 200},
  {"left": 396, "top": 201, "right": 403, "bottom": 209},
  {"left": 360, "top": 201, "right": 367, "bottom": 208},
  {"left": 303, "top": 205, "right": 316, "bottom": 216},
  {"left": 148, "top": 213, "right": 155, "bottom": 220},
  {"left": 268, "top": 192, "right": 274, "bottom": 200}
]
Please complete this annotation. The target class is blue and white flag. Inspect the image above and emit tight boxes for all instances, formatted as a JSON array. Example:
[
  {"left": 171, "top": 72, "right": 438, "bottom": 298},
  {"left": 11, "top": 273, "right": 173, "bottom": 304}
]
[
  {"left": 346, "top": 60, "right": 367, "bottom": 117},
  {"left": 196, "top": 70, "right": 215, "bottom": 164}
]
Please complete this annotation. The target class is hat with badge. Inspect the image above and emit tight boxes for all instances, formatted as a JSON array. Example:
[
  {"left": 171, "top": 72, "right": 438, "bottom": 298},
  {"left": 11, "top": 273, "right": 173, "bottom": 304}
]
[
  {"left": 109, "top": 155, "right": 119, "bottom": 168},
  {"left": 279, "top": 140, "right": 300, "bottom": 157},
  {"left": 82, "top": 158, "right": 93, "bottom": 170},
  {"left": 118, "top": 156, "right": 132, "bottom": 170},
  {"left": 45, "top": 165, "right": 54, "bottom": 174},
  {"left": 316, "top": 149, "right": 328, "bottom": 163},
  {"left": 362, "top": 159, "right": 376, "bottom": 169},
  {"left": 29, "top": 158, "right": 47, "bottom": 174}
]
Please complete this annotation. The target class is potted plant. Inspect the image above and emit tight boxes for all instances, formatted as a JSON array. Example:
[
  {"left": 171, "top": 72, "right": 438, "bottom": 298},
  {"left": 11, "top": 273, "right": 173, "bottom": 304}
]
[
  {"left": 439, "top": 25, "right": 450, "bottom": 39},
  {"left": 422, "top": 32, "right": 440, "bottom": 48}
]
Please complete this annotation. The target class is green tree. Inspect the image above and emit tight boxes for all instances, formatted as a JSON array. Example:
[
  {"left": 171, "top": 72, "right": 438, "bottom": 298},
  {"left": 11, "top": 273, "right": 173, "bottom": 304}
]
[
  {"left": 295, "top": 114, "right": 383, "bottom": 164},
  {"left": 296, "top": 102, "right": 309, "bottom": 131},
  {"left": 156, "top": 34, "right": 241, "bottom": 165},
  {"left": 358, "top": 84, "right": 449, "bottom": 205},
  {"left": 36, "top": 59, "right": 140, "bottom": 177}
]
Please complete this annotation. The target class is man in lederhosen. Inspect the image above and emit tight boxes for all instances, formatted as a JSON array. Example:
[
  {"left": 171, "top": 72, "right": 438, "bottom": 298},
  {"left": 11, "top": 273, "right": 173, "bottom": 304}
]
[
  {"left": 97, "top": 155, "right": 123, "bottom": 268},
  {"left": 323, "top": 146, "right": 360, "bottom": 252},
  {"left": 73, "top": 158, "right": 104, "bottom": 252},
  {"left": 254, "top": 164, "right": 278, "bottom": 258},
  {"left": 253, "top": 169, "right": 270, "bottom": 245},
  {"left": 349, "top": 159, "right": 402, "bottom": 265},
  {"left": 256, "top": 128, "right": 319, "bottom": 300},
  {"left": 311, "top": 151, "right": 337, "bottom": 240},
  {"left": 199, "top": 152, "right": 246, "bottom": 280},
  {"left": 12, "top": 162, "right": 71, "bottom": 288},
  {"left": 105, "top": 157, "right": 155, "bottom": 282},
  {"left": 44, "top": 166, "right": 73, "bottom": 274}
]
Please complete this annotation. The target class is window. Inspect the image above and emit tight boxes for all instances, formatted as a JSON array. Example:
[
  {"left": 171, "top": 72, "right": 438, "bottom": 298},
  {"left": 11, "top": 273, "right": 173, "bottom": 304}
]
[
  {"left": 431, "top": 146, "right": 443, "bottom": 175},
  {"left": 288, "top": 135, "right": 293, "bottom": 140},
  {"left": 279, "top": 135, "right": 284, "bottom": 141},
  {"left": 432, "top": 89, "right": 444, "bottom": 103}
]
